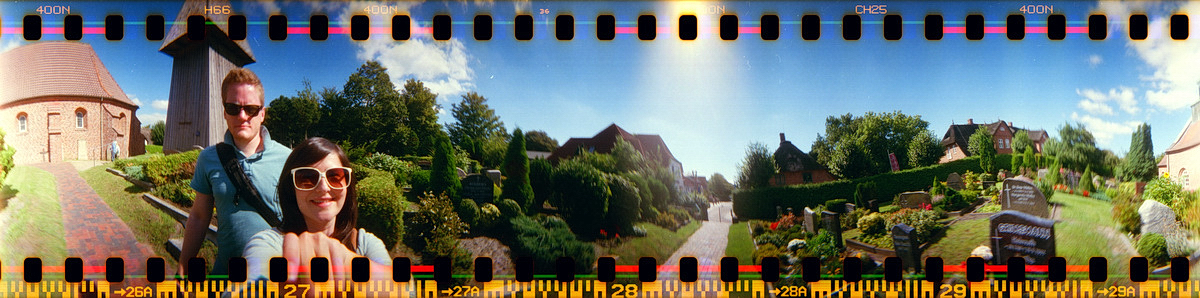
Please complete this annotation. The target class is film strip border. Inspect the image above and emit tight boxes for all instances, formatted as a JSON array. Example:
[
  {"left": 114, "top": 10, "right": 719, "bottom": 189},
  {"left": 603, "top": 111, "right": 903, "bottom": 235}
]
[
  {"left": 0, "top": 255, "right": 1194, "bottom": 283},
  {"left": 0, "top": 12, "right": 1192, "bottom": 42}
]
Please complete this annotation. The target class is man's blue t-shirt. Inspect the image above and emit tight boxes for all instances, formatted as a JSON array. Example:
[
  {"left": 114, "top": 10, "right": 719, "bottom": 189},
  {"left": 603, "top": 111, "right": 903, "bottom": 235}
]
[{"left": 190, "top": 128, "right": 291, "bottom": 275}]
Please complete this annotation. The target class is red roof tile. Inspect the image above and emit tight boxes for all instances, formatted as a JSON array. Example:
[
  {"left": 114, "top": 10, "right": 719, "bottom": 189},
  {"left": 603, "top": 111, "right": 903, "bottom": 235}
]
[{"left": 1, "top": 41, "right": 135, "bottom": 107}]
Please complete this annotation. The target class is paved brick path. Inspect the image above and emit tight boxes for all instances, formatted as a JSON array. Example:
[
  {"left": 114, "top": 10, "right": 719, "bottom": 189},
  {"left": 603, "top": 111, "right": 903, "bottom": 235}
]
[
  {"left": 35, "top": 163, "right": 154, "bottom": 277},
  {"left": 662, "top": 202, "right": 732, "bottom": 278}
]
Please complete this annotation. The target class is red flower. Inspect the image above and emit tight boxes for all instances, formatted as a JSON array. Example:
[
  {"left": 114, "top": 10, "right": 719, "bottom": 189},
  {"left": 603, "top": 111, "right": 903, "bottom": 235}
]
[
  {"left": 1082, "top": 190, "right": 1090, "bottom": 197},
  {"left": 600, "top": 229, "right": 608, "bottom": 237},
  {"left": 770, "top": 222, "right": 780, "bottom": 230}
]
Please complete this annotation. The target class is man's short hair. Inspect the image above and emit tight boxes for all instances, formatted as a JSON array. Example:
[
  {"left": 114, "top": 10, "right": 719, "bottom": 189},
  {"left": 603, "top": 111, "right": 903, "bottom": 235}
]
[{"left": 221, "top": 68, "right": 264, "bottom": 104}]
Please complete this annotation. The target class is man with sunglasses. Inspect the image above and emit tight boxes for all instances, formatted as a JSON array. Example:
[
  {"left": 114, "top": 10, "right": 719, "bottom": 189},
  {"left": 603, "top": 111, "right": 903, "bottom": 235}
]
[{"left": 181, "top": 68, "right": 292, "bottom": 277}]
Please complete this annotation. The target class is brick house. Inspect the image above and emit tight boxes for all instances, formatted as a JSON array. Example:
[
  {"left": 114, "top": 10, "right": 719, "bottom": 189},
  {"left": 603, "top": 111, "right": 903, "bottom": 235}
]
[
  {"left": 549, "top": 124, "right": 684, "bottom": 186},
  {"left": 1158, "top": 100, "right": 1200, "bottom": 190},
  {"left": 772, "top": 133, "right": 836, "bottom": 186},
  {"left": 0, "top": 41, "right": 145, "bottom": 164},
  {"left": 939, "top": 119, "right": 1047, "bottom": 163}
]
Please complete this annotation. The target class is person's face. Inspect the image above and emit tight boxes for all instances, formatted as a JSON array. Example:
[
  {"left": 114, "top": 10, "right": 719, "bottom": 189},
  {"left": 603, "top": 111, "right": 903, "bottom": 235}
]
[
  {"left": 293, "top": 154, "right": 349, "bottom": 230},
  {"left": 223, "top": 83, "right": 265, "bottom": 144}
]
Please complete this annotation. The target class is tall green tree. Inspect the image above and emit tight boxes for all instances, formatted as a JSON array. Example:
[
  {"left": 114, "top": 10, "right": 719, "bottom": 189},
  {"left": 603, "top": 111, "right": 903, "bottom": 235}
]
[
  {"left": 264, "top": 80, "right": 321, "bottom": 147},
  {"left": 529, "top": 158, "right": 553, "bottom": 212},
  {"left": 1013, "top": 130, "right": 1032, "bottom": 155},
  {"left": 907, "top": 132, "right": 943, "bottom": 168},
  {"left": 737, "top": 142, "right": 777, "bottom": 189},
  {"left": 708, "top": 173, "right": 734, "bottom": 201},
  {"left": 501, "top": 128, "right": 535, "bottom": 210},
  {"left": 1056, "top": 123, "right": 1101, "bottom": 172},
  {"left": 612, "top": 138, "right": 646, "bottom": 173},
  {"left": 1023, "top": 145, "right": 1036, "bottom": 171},
  {"left": 524, "top": 130, "right": 559, "bottom": 152},
  {"left": 400, "top": 79, "right": 443, "bottom": 156},
  {"left": 810, "top": 111, "right": 937, "bottom": 179},
  {"left": 968, "top": 127, "right": 996, "bottom": 173},
  {"left": 149, "top": 121, "right": 165, "bottom": 145},
  {"left": 430, "top": 132, "right": 461, "bottom": 199},
  {"left": 448, "top": 92, "right": 506, "bottom": 162},
  {"left": 1079, "top": 165, "right": 1094, "bottom": 192},
  {"left": 341, "top": 61, "right": 411, "bottom": 156},
  {"left": 1121, "top": 123, "right": 1156, "bottom": 182}
]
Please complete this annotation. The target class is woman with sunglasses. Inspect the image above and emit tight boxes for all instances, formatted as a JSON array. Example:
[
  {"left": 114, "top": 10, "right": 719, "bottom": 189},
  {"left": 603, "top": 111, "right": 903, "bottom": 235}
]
[{"left": 244, "top": 137, "right": 391, "bottom": 282}]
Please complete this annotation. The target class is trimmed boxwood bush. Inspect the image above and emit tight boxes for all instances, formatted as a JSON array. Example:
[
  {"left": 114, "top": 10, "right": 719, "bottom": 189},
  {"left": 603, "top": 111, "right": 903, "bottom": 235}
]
[
  {"left": 858, "top": 213, "right": 887, "bottom": 237},
  {"left": 734, "top": 155, "right": 1011, "bottom": 220},
  {"left": 153, "top": 182, "right": 195, "bottom": 207},
  {"left": 144, "top": 150, "right": 200, "bottom": 186},
  {"left": 497, "top": 198, "right": 523, "bottom": 220},
  {"left": 478, "top": 203, "right": 502, "bottom": 231},
  {"left": 457, "top": 199, "right": 481, "bottom": 229},
  {"left": 357, "top": 172, "right": 406, "bottom": 250},
  {"left": 1137, "top": 233, "right": 1169, "bottom": 267},
  {"left": 509, "top": 216, "right": 596, "bottom": 274}
]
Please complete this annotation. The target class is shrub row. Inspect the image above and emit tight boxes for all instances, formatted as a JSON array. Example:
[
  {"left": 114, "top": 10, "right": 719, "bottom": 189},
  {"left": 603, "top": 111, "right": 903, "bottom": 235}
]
[
  {"left": 508, "top": 216, "right": 596, "bottom": 274},
  {"left": 734, "top": 155, "right": 1011, "bottom": 220},
  {"left": 354, "top": 168, "right": 406, "bottom": 250}
]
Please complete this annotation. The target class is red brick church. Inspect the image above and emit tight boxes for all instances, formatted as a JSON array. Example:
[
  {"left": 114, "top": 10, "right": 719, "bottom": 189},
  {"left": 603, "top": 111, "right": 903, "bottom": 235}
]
[{"left": 0, "top": 41, "right": 145, "bottom": 164}]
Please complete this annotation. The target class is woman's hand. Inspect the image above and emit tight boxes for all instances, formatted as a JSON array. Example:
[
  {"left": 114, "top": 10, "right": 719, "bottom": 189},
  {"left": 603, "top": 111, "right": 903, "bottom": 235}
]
[{"left": 282, "top": 232, "right": 358, "bottom": 283}]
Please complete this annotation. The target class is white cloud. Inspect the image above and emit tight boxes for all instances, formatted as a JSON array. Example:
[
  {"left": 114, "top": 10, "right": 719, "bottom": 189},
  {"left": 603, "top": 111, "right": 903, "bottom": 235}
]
[
  {"left": 1076, "top": 87, "right": 1139, "bottom": 115},
  {"left": 1070, "top": 112, "right": 1141, "bottom": 145},
  {"left": 1087, "top": 54, "right": 1103, "bottom": 67},
  {"left": 1097, "top": 1, "right": 1200, "bottom": 112},
  {"left": 152, "top": 100, "right": 170, "bottom": 111},
  {"left": 0, "top": 39, "right": 22, "bottom": 53},
  {"left": 139, "top": 112, "right": 167, "bottom": 126},
  {"left": 128, "top": 94, "right": 143, "bottom": 106},
  {"left": 356, "top": 33, "right": 474, "bottom": 98}
]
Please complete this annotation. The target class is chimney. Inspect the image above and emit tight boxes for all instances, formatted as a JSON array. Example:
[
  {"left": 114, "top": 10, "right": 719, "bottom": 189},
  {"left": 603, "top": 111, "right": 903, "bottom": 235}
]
[
  {"left": 780, "top": 133, "right": 786, "bottom": 142},
  {"left": 967, "top": 119, "right": 974, "bottom": 125}
]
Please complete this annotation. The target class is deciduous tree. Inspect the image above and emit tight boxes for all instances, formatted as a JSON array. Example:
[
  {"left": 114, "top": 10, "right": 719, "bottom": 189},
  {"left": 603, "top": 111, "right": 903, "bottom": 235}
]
[{"left": 737, "top": 142, "right": 777, "bottom": 189}]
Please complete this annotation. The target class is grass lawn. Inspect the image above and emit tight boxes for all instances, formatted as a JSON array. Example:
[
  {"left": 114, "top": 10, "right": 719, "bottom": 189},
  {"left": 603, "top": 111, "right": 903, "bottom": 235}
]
[
  {"left": 725, "top": 222, "right": 755, "bottom": 264},
  {"left": 602, "top": 221, "right": 701, "bottom": 264},
  {"left": 921, "top": 218, "right": 989, "bottom": 264},
  {"left": 1049, "top": 193, "right": 1132, "bottom": 285},
  {"left": 0, "top": 166, "right": 67, "bottom": 265},
  {"left": 145, "top": 144, "right": 163, "bottom": 155},
  {"left": 80, "top": 164, "right": 215, "bottom": 270}
]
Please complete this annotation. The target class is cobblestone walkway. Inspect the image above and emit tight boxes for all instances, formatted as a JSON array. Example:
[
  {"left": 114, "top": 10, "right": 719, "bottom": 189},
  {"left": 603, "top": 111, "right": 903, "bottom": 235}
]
[
  {"left": 35, "top": 163, "right": 154, "bottom": 276},
  {"left": 662, "top": 202, "right": 732, "bottom": 278}
]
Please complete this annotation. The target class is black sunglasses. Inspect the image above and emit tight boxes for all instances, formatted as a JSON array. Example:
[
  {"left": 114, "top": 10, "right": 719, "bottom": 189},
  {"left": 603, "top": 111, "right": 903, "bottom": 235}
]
[{"left": 223, "top": 103, "right": 263, "bottom": 117}]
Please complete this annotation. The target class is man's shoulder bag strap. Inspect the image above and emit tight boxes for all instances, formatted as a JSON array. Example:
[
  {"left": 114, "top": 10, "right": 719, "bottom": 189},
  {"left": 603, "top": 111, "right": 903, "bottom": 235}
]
[{"left": 215, "top": 143, "right": 282, "bottom": 227}]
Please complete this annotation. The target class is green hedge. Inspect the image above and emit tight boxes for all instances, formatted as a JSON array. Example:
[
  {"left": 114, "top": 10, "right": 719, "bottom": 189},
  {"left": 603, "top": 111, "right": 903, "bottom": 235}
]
[
  {"left": 734, "top": 155, "right": 1011, "bottom": 220},
  {"left": 145, "top": 150, "right": 201, "bottom": 186},
  {"left": 355, "top": 170, "right": 406, "bottom": 250}
]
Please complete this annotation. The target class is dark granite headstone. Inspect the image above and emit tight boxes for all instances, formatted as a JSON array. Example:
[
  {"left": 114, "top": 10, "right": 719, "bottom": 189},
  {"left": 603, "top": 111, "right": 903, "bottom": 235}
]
[
  {"left": 460, "top": 174, "right": 495, "bottom": 204},
  {"left": 868, "top": 200, "right": 879, "bottom": 213},
  {"left": 897, "top": 192, "right": 932, "bottom": 209},
  {"left": 891, "top": 223, "right": 921, "bottom": 272},
  {"left": 989, "top": 210, "right": 1055, "bottom": 265},
  {"left": 804, "top": 207, "right": 818, "bottom": 234},
  {"left": 1000, "top": 178, "right": 1049, "bottom": 218},
  {"left": 821, "top": 211, "right": 842, "bottom": 248},
  {"left": 845, "top": 203, "right": 856, "bottom": 213},
  {"left": 946, "top": 172, "right": 964, "bottom": 190}
]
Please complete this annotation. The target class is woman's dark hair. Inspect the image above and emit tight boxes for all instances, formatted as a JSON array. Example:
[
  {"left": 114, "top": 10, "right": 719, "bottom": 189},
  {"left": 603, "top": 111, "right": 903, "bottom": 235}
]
[{"left": 277, "top": 137, "right": 359, "bottom": 250}]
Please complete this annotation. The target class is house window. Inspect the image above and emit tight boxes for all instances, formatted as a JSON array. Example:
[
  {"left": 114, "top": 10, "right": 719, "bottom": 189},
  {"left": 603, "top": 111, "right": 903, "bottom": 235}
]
[
  {"left": 1181, "top": 169, "right": 1190, "bottom": 188},
  {"left": 17, "top": 113, "right": 27, "bottom": 132},
  {"left": 803, "top": 172, "right": 813, "bottom": 183},
  {"left": 75, "top": 109, "right": 86, "bottom": 129}
]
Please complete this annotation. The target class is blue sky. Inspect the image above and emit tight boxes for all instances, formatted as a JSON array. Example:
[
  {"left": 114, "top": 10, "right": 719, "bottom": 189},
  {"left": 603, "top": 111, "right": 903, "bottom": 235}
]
[{"left": 4, "top": 0, "right": 1200, "bottom": 179}]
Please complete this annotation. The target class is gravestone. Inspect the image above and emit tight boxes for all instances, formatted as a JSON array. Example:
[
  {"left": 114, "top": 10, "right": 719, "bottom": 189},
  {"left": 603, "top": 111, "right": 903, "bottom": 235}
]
[
  {"left": 897, "top": 192, "right": 932, "bottom": 209},
  {"left": 1000, "top": 177, "right": 1049, "bottom": 218},
  {"left": 804, "top": 207, "right": 817, "bottom": 234},
  {"left": 486, "top": 170, "right": 502, "bottom": 186},
  {"left": 821, "top": 211, "right": 843, "bottom": 248},
  {"left": 946, "top": 173, "right": 965, "bottom": 190},
  {"left": 845, "top": 203, "right": 856, "bottom": 213},
  {"left": 891, "top": 223, "right": 921, "bottom": 272},
  {"left": 989, "top": 210, "right": 1055, "bottom": 265},
  {"left": 1139, "top": 200, "right": 1179, "bottom": 237},
  {"left": 868, "top": 200, "right": 879, "bottom": 213},
  {"left": 460, "top": 174, "right": 495, "bottom": 204}
]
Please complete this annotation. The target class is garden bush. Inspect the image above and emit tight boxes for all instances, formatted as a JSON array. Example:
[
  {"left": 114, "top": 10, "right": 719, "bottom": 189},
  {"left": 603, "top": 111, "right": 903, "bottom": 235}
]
[
  {"left": 124, "top": 165, "right": 147, "bottom": 182},
  {"left": 1137, "top": 233, "right": 1169, "bottom": 267},
  {"left": 825, "top": 199, "right": 849, "bottom": 213},
  {"left": 359, "top": 153, "right": 419, "bottom": 188},
  {"left": 529, "top": 158, "right": 554, "bottom": 213},
  {"left": 734, "top": 155, "right": 1011, "bottom": 219},
  {"left": 1144, "top": 175, "right": 1185, "bottom": 211},
  {"left": 934, "top": 188, "right": 972, "bottom": 212},
  {"left": 403, "top": 194, "right": 467, "bottom": 262},
  {"left": 857, "top": 213, "right": 887, "bottom": 237},
  {"left": 751, "top": 243, "right": 786, "bottom": 264},
  {"left": 477, "top": 203, "right": 502, "bottom": 231},
  {"left": 1112, "top": 190, "right": 1143, "bottom": 235},
  {"left": 457, "top": 199, "right": 481, "bottom": 229},
  {"left": 650, "top": 212, "right": 680, "bottom": 230},
  {"left": 509, "top": 216, "right": 596, "bottom": 274},
  {"left": 884, "top": 209, "right": 943, "bottom": 243},
  {"left": 840, "top": 208, "right": 868, "bottom": 230},
  {"left": 145, "top": 150, "right": 200, "bottom": 186},
  {"left": 357, "top": 172, "right": 406, "bottom": 249},
  {"left": 666, "top": 206, "right": 693, "bottom": 225},
  {"left": 755, "top": 232, "right": 789, "bottom": 248},
  {"left": 407, "top": 170, "right": 432, "bottom": 201},
  {"left": 153, "top": 182, "right": 195, "bottom": 207},
  {"left": 605, "top": 175, "right": 641, "bottom": 233},
  {"left": 551, "top": 160, "right": 610, "bottom": 238},
  {"left": 497, "top": 198, "right": 523, "bottom": 221}
]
